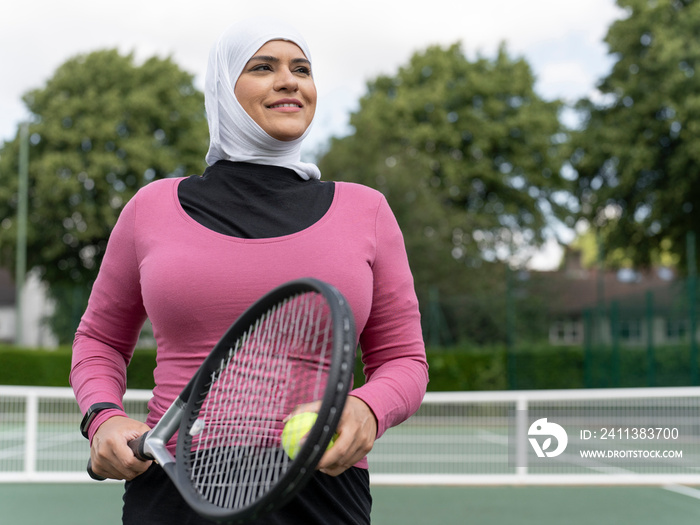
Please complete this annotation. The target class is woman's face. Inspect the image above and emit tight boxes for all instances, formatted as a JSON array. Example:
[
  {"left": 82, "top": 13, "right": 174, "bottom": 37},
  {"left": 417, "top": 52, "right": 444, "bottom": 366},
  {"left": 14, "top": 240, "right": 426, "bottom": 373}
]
[{"left": 235, "top": 40, "right": 317, "bottom": 142}]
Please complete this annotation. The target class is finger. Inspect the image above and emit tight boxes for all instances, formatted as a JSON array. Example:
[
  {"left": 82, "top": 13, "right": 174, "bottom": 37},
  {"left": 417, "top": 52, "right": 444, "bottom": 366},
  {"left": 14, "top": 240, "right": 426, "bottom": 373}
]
[
  {"left": 114, "top": 433, "right": 153, "bottom": 477},
  {"left": 316, "top": 431, "right": 364, "bottom": 476},
  {"left": 89, "top": 447, "right": 129, "bottom": 481},
  {"left": 92, "top": 452, "right": 152, "bottom": 481},
  {"left": 91, "top": 426, "right": 152, "bottom": 480}
]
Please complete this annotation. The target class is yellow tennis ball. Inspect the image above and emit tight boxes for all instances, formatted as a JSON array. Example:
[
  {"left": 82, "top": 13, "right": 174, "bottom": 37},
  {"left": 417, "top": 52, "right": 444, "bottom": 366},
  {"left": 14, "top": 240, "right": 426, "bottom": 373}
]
[{"left": 281, "top": 412, "right": 337, "bottom": 459}]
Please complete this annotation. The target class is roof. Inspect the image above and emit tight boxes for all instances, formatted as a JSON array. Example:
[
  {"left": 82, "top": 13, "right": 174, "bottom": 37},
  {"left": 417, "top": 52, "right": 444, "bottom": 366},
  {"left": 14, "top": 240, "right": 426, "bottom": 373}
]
[{"left": 540, "top": 250, "right": 684, "bottom": 317}]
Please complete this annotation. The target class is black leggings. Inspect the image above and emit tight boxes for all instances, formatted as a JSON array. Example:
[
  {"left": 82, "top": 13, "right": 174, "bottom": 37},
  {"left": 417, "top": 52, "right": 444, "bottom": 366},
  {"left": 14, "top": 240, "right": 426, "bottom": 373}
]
[{"left": 122, "top": 463, "right": 372, "bottom": 525}]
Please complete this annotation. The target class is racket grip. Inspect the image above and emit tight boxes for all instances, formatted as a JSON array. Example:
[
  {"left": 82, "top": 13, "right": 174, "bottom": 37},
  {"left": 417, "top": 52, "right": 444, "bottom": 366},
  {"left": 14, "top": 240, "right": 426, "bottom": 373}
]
[
  {"left": 86, "top": 458, "right": 106, "bottom": 481},
  {"left": 127, "top": 432, "right": 151, "bottom": 461}
]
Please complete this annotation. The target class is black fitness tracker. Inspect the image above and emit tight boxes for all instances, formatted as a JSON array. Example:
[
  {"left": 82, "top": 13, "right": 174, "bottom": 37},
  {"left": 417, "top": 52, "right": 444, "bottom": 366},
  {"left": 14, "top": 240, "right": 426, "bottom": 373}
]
[{"left": 80, "top": 402, "right": 122, "bottom": 439}]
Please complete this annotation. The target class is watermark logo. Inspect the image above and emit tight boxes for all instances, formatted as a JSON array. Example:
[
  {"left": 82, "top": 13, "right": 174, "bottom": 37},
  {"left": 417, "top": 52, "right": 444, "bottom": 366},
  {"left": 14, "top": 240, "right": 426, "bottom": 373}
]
[{"left": 528, "top": 418, "right": 568, "bottom": 458}]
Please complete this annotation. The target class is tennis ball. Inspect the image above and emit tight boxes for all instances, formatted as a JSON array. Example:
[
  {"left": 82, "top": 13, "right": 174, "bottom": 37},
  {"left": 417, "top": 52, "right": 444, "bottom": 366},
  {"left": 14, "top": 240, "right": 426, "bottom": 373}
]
[{"left": 281, "top": 412, "right": 337, "bottom": 459}]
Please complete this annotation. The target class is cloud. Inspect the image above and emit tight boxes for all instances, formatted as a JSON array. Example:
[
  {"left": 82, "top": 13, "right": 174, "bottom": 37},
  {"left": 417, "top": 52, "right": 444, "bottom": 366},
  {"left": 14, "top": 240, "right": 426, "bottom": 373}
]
[
  {"left": 537, "top": 61, "right": 597, "bottom": 100},
  {"left": 0, "top": 0, "right": 624, "bottom": 144}
]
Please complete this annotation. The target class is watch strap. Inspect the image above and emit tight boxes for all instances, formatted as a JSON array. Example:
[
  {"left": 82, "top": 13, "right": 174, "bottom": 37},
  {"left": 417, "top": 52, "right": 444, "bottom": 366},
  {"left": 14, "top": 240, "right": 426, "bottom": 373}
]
[{"left": 80, "top": 402, "right": 123, "bottom": 439}]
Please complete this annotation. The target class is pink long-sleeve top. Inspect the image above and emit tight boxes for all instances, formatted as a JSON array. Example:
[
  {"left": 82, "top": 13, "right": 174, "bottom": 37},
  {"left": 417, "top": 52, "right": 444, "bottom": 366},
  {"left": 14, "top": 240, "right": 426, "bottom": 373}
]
[{"left": 71, "top": 176, "right": 428, "bottom": 468}]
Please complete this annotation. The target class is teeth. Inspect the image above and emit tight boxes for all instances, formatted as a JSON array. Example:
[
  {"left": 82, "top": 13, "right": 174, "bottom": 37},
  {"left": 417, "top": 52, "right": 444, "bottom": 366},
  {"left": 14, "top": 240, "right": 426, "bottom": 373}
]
[{"left": 270, "top": 103, "right": 300, "bottom": 108}]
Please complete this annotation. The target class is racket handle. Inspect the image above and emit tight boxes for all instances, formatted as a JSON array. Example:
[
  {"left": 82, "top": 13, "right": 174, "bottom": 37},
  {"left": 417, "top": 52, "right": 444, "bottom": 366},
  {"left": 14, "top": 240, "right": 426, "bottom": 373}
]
[
  {"left": 127, "top": 432, "right": 151, "bottom": 461},
  {"left": 87, "top": 458, "right": 106, "bottom": 481}
]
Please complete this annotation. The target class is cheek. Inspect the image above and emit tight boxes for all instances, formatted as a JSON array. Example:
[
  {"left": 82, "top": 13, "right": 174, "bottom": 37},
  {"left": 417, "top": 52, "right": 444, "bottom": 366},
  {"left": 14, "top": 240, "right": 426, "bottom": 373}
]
[
  {"left": 306, "top": 86, "right": 318, "bottom": 118},
  {"left": 308, "top": 83, "right": 317, "bottom": 104},
  {"left": 233, "top": 80, "right": 260, "bottom": 114}
]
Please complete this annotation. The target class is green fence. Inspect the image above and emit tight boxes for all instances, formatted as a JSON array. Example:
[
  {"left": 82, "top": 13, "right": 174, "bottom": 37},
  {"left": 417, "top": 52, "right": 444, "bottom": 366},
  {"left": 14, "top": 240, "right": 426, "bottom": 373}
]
[
  {"left": 421, "top": 262, "right": 700, "bottom": 390},
  {"left": 580, "top": 276, "right": 699, "bottom": 389}
]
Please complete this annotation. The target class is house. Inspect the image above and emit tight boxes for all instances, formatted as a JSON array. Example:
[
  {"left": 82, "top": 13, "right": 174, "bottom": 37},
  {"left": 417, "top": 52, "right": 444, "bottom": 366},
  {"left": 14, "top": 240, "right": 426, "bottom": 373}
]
[
  {"left": 0, "top": 267, "right": 159, "bottom": 349},
  {"left": 0, "top": 268, "right": 15, "bottom": 342},
  {"left": 0, "top": 267, "right": 57, "bottom": 348},
  {"left": 545, "top": 249, "right": 686, "bottom": 346}
]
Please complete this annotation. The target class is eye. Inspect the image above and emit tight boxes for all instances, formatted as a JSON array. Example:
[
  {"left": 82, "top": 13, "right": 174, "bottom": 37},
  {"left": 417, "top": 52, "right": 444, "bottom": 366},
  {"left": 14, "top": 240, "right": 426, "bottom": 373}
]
[
  {"left": 294, "top": 66, "right": 312, "bottom": 76},
  {"left": 250, "top": 63, "right": 273, "bottom": 72}
]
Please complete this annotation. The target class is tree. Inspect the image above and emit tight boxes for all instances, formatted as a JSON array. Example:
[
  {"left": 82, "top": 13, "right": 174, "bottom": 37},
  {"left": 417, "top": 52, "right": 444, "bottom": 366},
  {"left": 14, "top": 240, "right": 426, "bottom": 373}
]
[
  {"left": 317, "top": 43, "right": 569, "bottom": 344},
  {"left": 0, "top": 49, "right": 209, "bottom": 342},
  {"left": 570, "top": 0, "right": 700, "bottom": 272}
]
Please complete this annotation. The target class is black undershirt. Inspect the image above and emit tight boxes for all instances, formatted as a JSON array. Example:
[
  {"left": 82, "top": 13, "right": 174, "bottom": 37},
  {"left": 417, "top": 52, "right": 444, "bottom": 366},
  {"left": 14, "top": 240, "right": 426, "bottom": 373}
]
[{"left": 177, "top": 160, "right": 335, "bottom": 238}]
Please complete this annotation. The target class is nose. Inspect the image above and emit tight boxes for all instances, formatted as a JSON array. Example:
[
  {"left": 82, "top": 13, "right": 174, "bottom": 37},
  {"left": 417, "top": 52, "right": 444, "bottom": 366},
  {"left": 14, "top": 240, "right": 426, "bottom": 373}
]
[{"left": 273, "top": 67, "right": 299, "bottom": 92}]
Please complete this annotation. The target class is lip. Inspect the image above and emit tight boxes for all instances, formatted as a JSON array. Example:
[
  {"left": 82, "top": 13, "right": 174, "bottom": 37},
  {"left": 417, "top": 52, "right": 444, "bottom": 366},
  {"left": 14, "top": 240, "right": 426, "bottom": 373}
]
[{"left": 267, "top": 98, "right": 303, "bottom": 111}]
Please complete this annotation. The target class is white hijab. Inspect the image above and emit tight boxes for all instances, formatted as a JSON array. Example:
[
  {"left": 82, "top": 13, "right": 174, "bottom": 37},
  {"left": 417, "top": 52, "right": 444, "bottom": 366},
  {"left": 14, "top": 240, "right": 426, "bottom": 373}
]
[{"left": 204, "top": 18, "right": 321, "bottom": 180}]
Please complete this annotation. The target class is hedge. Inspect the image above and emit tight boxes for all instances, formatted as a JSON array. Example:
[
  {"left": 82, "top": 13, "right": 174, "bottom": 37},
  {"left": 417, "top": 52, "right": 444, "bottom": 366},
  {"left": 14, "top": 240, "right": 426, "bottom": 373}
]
[
  {"left": 0, "top": 343, "right": 696, "bottom": 391},
  {"left": 0, "top": 345, "right": 156, "bottom": 389},
  {"left": 0, "top": 344, "right": 509, "bottom": 390}
]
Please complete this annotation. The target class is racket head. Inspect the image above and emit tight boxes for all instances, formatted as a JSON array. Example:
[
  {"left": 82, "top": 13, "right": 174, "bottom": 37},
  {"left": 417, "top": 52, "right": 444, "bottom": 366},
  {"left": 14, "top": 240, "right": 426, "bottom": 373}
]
[{"left": 173, "top": 278, "right": 356, "bottom": 523}]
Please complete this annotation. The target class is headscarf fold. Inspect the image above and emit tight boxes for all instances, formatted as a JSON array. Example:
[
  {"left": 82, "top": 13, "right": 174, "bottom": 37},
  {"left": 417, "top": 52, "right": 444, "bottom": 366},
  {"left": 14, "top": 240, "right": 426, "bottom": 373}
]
[{"left": 205, "top": 17, "right": 321, "bottom": 180}]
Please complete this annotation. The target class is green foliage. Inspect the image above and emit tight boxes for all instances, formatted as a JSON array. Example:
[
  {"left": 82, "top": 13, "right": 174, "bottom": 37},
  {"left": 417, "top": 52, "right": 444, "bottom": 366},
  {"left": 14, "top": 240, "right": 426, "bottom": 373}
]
[
  {"left": 509, "top": 346, "right": 585, "bottom": 390},
  {"left": 571, "top": 0, "right": 700, "bottom": 272},
  {"left": 0, "top": 50, "right": 209, "bottom": 342},
  {"left": 318, "top": 43, "right": 568, "bottom": 261},
  {"left": 584, "top": 344, "right": 697, "bottom": 389},
  {"left": 123, "top": 350, "right": 158, "bottom": 390},
  {"left": 0, "top": 347, "right": 73, "bottom": 387},
  {"left": 0, "top": 345, "right": 156, "bottom": 389},
  {"left": 317, "top": 43, "right": 571, "bottom": 326},
  {"left": 3, "top": 343, "right": 695, "bottom": 392},
  {"left": 427, "top": 346, "right": 508, "bottom": 391},
  {"left": 422, "top": 266, "right": 559, "bottom": 347}
]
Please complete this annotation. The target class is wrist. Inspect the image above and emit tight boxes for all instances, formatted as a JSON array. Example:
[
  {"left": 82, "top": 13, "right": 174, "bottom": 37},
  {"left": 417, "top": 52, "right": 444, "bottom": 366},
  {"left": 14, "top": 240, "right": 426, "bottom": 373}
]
[{"left": 80, "top": 402, "right": 123, "bottom": 439}]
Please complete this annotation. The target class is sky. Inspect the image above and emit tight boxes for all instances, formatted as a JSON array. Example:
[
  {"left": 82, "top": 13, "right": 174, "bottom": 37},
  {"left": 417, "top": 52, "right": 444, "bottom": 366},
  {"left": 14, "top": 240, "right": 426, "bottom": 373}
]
[{"left": 1, "top": 0, "right": 626, "bottom": 268}]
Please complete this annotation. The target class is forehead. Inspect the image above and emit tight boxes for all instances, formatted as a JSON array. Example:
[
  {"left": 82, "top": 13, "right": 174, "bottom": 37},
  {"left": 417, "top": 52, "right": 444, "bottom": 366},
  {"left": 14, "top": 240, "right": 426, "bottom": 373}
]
[{"left": 249, "top": 39, "right": 308, "bottom": 60}]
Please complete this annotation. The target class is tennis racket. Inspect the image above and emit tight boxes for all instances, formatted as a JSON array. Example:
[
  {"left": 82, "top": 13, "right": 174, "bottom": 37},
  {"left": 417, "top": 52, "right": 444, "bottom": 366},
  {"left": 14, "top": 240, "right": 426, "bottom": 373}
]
[{"left": 87, "top": 278, "right": 356, "bottom": 524}]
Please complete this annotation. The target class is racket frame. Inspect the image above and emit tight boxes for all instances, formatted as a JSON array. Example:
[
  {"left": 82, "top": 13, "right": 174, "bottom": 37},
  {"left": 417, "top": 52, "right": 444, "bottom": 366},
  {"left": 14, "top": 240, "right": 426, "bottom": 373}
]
[
  {"left": 174, "top": 278, "right": 356, "bottom": 522},
  {"left": 88, "top": 278, "right": 356, "bottom": 522}
]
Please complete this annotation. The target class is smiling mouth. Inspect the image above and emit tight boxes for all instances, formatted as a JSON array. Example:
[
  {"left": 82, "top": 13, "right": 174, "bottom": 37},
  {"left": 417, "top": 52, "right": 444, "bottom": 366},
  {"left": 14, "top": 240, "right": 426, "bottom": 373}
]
[{"left": 269, "top": 103, "right": 302, "bottom": 109}]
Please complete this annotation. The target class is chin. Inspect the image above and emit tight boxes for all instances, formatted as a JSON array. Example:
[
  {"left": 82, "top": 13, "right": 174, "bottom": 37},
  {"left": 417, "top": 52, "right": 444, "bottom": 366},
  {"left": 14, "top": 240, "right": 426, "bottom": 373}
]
[{"left": 270, "top": 129, "right": 307, "bottom": 142}]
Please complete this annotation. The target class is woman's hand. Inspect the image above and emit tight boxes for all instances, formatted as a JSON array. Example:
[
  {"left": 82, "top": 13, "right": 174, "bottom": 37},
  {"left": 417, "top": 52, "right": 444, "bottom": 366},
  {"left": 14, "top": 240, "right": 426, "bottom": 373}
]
[
  {"left": 89, "top": 416, "right": 152, "bottom": 481},
  {"left": 308, "top": 396, "right": 377, "bottom": 477}
]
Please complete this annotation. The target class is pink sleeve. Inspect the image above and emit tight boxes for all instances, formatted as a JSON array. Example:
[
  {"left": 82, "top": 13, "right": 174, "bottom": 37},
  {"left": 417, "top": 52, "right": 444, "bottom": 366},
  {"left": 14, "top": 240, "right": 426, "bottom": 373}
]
[
  {"left": 70, "top": 197, "right": 147, "bottom": 440},
  {"left": 349, "top": 196, "right": 429, "bottom": 438}
]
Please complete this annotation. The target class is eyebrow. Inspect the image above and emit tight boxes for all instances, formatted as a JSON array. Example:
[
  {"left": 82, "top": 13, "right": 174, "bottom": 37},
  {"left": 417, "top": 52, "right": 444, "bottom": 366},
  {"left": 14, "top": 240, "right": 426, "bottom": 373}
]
[{"left": 247, "top": 55, "right": 311, "bottom": 67}]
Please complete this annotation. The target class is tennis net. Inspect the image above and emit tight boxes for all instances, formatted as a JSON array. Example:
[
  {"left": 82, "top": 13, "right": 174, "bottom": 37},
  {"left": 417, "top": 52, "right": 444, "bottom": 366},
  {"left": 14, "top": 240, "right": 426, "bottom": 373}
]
[{"left": 2, "top": 385, "right": 700, "bottom": 484}]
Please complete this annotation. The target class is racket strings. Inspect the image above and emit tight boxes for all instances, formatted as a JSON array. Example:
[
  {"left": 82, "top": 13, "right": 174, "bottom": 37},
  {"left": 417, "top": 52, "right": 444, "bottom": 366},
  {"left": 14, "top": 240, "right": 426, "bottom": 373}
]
[
  {"left": 183, "top": 291, "right": 335, "bottom": 509},
  {"left": 203, "top": 311, "right": 289, "bottom": 507}
]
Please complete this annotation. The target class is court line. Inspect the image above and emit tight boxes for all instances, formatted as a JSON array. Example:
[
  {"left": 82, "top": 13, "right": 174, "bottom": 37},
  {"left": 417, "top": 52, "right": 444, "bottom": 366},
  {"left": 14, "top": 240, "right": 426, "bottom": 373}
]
[{"left": 662, "top": 484, "right": 700, "bottom": 500}]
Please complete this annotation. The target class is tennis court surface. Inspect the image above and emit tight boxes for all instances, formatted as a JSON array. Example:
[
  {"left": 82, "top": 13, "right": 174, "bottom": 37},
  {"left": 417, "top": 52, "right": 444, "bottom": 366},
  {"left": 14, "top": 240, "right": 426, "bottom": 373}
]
[
  {"left": 2, "top": 483, "right": 700, "bottom": 524},
  {"left": 3, "top": 385, "right": 700, "bottom": 522}
]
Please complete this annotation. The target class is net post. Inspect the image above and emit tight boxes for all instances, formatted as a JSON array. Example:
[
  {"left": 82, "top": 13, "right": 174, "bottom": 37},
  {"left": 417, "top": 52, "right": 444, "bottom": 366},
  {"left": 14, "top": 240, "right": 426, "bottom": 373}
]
[
  {"left": 610, "top": 300, "right": 620, "bottom": 387},
  {"left": 645, "top": 290, "right": 655, "bottom": 387},
  {"left": 688, "top": 231, "right": 698, "bottom": 385},
  {"left": 515, "top": 395, "right": 528, "bottom": 478},
  {"left": 24, "top": 390, "right": 38, "bottom": 478}
]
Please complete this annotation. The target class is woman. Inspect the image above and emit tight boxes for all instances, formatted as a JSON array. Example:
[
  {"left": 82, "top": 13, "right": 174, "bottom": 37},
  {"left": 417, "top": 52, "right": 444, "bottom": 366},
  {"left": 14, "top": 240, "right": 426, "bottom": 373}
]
[{"left": 71, "top": 17, "right": 428, "bottom": 525}]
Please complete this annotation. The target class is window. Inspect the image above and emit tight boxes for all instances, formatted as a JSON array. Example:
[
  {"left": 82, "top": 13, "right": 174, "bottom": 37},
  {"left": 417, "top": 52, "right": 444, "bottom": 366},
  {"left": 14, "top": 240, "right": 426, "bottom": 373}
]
[
  {"left": 666, "top": 318, "right": 688, "bottom": 342},
  {"left": 550, "top": 319, "right": 582, "bottom": 344},
  {"left": 618, "top": 319, "right": 642, "bottom": 342}
]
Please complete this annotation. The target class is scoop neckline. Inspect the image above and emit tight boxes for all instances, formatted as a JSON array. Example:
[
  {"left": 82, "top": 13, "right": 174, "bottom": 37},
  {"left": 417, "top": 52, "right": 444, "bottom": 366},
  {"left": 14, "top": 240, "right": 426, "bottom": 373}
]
[{"left": 170, "top": 177, "right": 341, "bottom": 244}]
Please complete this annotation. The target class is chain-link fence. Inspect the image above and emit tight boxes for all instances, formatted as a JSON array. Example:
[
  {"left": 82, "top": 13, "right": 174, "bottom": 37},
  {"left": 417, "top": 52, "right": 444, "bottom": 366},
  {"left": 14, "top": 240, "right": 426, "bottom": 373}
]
[{"left": 421, "top": 259, "right": 700, "bottom": 390}]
